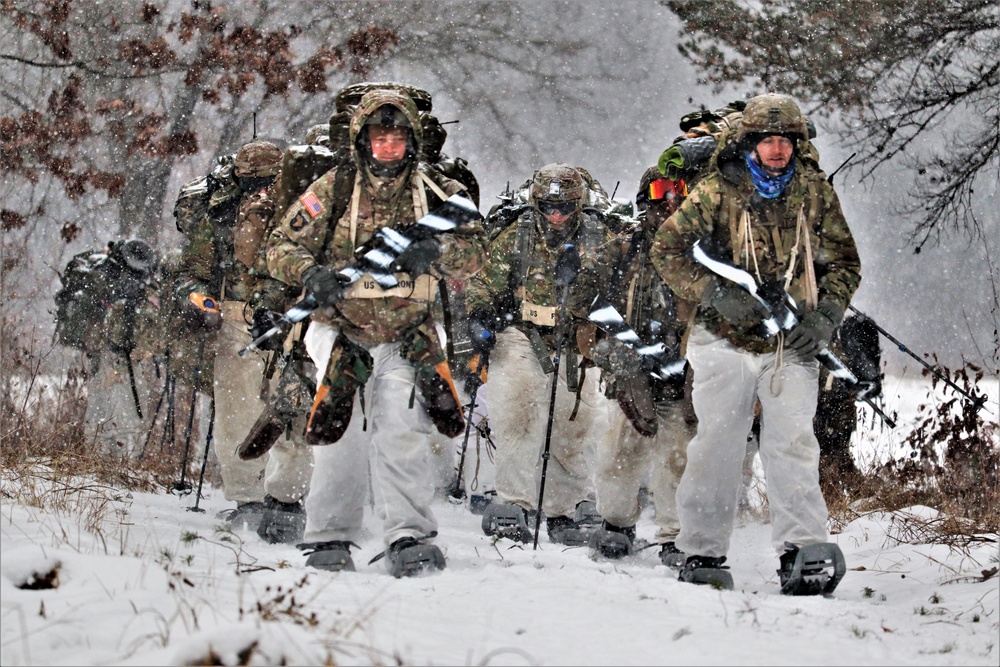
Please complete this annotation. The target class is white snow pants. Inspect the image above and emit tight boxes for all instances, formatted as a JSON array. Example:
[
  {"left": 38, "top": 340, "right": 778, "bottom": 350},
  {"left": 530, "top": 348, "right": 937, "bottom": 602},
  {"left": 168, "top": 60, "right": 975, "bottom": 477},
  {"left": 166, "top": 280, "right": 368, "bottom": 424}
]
[
  {"left": 213, "top": 305, "right": 313, "bottom": 504},
  {"left": 488, "top": 327, "right": 604, "bottom": 519},
  {"left": 594, "top": 395, "right": 694, "bottom": 541},
  {"left": 676, "top": 325, "right": 829, "bottom": 558},
  {"left": 84, "top": 349, "right": 153, "bottom": 454},
  {"left": 302, "top": 330, "right": 439, "bottom": 547}
]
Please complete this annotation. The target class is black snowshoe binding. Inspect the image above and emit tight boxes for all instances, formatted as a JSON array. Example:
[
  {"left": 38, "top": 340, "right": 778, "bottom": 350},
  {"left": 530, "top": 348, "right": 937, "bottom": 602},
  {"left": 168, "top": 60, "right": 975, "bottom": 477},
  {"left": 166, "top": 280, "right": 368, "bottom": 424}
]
[
  {"left": 546, "top": 515, "right": 591, "bottom": 547},
  {"left": 659, "top": 542, "right": 686, "bottom": 568},
  {"left": 385, "top": 537, "right": 446, "bottom": 578},
  {"left": 481, "top": 502, "right": 533, "bottom": 543},
  {"left": 678, "top": 555, "right": 734, "bottom": 590},
  {"left": 469, "top": 491, "right": 496, "bottom": 515},
  {"left": 588, "top": 521, "right": 636, "bottom": 559},
  {"left": 256, "top": 495, "right": 306, "bottom": 544},
  {"left": 299, "top": 540, "right": 356, "bottom": 572},
  {"left": 777, "top": 542, "right": 846, "bottom": 596}
]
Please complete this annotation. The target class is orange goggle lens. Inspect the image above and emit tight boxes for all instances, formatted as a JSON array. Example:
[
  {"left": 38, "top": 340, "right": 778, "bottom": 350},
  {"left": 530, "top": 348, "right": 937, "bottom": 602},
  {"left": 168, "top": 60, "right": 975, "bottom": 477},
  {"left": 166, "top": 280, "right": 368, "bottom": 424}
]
[
  {"left": 188, "top": 292, "right": 220, "bottom": 312},
  {"left": 648, "top": 178, "right": 686, "bottom": 201}
]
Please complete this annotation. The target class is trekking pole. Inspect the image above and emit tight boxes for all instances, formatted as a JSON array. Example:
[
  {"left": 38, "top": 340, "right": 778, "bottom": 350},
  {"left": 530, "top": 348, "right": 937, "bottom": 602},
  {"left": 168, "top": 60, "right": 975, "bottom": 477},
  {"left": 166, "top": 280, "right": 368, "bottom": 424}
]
[
  {"left": 171, "top": 334, "right": 206, "bottom": 496},
  {"left": 532, "top": 244, "right": 582, "bottom": 550},
  {"left": 447, "top": 352, "right": 488, "bottom": 503},
  {"left": 188, "top": 396, "right": 216, "bottom": 513},
  {"left": 847, "top": 304, "right": 988, "bottom": 412},
  {"left": 124, "top": 353, "right": 144, "bottom": 420},
  {"left": 138, "top": 360, "right": 170, "bottom": 461}
]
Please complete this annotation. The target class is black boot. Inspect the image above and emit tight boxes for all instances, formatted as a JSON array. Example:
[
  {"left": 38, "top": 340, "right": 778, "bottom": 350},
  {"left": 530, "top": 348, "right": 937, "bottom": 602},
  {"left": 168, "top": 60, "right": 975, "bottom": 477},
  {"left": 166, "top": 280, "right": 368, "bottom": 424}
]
[
  {"left": 299, "top": 540, "right": 356, "bottom": 572},
  {"left": 386, "top": 536, "right": 446, "bottom": 578},
  {"left": 588, "top": 521, "right": 636, "bottom": 559},
  {"left": 256, "top": 495, "right": 306, "bottom": 544},
  {"left": 678, "top": 554, "right": 734, "bottom": 590},
  {"left": 658, "top": 541, "right": 685, "bottom": 568},
  {"left": 220, "top": 501, "right": 267, "bottom": 532}
]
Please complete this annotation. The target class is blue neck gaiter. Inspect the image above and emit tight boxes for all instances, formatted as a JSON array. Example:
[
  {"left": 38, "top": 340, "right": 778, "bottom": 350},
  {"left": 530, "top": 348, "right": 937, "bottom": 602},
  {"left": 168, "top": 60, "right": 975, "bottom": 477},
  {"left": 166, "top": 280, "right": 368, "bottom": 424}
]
[{"left": 746, "top": 152, "right": 794, "bottom": 199}]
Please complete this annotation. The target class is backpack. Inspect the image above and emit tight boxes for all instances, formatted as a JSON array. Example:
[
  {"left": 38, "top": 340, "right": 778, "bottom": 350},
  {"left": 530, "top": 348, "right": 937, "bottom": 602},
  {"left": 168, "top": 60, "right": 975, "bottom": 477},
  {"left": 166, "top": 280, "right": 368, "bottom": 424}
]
[
  {"left": 54, "top": 249, "right": 112, "bottom": 350},
  {"left": 173, "top": 154, "right": 239, "bottom": 234}
]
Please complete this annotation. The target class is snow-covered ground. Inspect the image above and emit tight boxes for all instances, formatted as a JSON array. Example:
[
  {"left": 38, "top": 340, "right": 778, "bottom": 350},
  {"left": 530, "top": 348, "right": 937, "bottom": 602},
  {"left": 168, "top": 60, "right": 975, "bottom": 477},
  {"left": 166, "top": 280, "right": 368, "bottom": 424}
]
[{"left": 1, "top": 374, "right": 998, "bottom": 666}]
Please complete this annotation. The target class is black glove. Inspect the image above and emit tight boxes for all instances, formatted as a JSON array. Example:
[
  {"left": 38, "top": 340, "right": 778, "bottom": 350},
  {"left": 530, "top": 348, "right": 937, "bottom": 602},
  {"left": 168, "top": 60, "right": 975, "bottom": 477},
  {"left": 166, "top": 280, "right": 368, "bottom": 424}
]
[
  {"left": 178, "top": 292, "right": 222, "bottom": 332},
  {"left": 250, "top": 308, "right": 286, "bottom": 352},
  {"left": 702, "top": 278, "right": 770, "bottom": 327},
  {"left": 467, "top": 306, "right": 499, "bottom": 354},
  {"left": 302, "top": 265, "right": 345, "bottom": 308},
  {"left": 393, "top": 238, "right": 442, "bottom": 277},
  {"left": 785, "top": 300, "right": 843, "bottom": 359}
]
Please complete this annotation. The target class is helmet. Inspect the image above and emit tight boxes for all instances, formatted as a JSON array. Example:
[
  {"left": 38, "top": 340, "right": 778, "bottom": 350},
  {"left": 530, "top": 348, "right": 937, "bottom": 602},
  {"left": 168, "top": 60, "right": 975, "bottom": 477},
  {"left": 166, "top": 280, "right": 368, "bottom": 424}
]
[
  {"left": 234, "top": 140, "right": 282, "bottom": 177},
  {"left": 335, "top": 81, "right": 432, "bottom": 114},
  {"left": 363, "top": 103, "right": 413, "bottom": 129},
  {"left": 421, "top": 114, "right": 447, "bottom": 161},
  {"left": 529, "top": 163, "right": 586, "bottom": 206},
  {"left": 305, "top": 123, "right": 328, "bottom": 146},
  {"left": 113, "top": 239, "right": 157, "bottom": 276},
  {"left": 349, "top": 89, "right": 423, "bottom": 173},
  {"left": 736, "top": 93, "right": 809, "bottom": 143}
]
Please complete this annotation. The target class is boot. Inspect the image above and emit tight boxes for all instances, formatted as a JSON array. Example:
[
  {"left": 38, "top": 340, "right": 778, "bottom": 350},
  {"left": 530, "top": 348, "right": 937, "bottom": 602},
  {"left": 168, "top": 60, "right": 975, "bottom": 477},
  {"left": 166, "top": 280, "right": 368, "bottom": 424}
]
[
  {"left": 386, "top": 536, "right": 446, "bottom": 578},
  {"left": 678, "top": 555, "right": 734, "bottom": 590},
  {"left": 658, "top": 541, "right": 686, "bottom": 568},
  {"left": 299, "top": 541, "right": 356, "bottom": 572},
  {"left": 588, "top": 521, "right": 636, "bottom": 559},
  {"left": 481, "top": 503, "right": 533, "bottom": 543},
  {"left": 256, "top": 495, "right": 306, "bottom": 544},
  {"left": 220, "top": 501, "right": 267, "bottom": 532},
  {"left": 546, "top": 515, "right": 590, "bottom": 546}
]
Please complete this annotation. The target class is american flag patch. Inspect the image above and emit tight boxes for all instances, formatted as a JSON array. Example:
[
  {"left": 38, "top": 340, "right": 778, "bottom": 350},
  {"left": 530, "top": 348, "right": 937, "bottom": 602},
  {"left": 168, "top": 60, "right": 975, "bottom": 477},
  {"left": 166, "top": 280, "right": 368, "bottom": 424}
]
[{"left": 300, "top": 192, "right": 324, "bottom": 217}]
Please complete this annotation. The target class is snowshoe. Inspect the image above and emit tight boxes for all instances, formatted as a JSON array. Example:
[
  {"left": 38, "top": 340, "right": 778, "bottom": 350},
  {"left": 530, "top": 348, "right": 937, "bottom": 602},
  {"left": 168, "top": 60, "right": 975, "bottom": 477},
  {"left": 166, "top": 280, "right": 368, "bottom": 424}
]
[
  {"left": 220, "top": 501, "right": 267, "bottom": 532},
  {"left": 588, "top": 521, "right": 636, "bottom": 559},
  {"left": 481, "top": 503, "right": 533, "bottom": 543},
  {"left": 659, "top": 542, "right": 686, "bottom": 568},
  {"left": 778, "top": 542, "right": 846, "bottom": 596},
  {"left": 256, "top": 495, "right": 306, "bottom": 544},
  {"left": 678, "top": 555, "right": 734, "bottom": 590},
  {"left": 386, "top": 537, "right": 446, "bottom": 578},
  {"left": 546, "top": 515, "right": 590, "bottom": 547},
  {"left": 573, "top": 500, "right": 603, "bottom": 528},
  {"left": 299, "top": 541, "right": 356, "bottom": 572}
]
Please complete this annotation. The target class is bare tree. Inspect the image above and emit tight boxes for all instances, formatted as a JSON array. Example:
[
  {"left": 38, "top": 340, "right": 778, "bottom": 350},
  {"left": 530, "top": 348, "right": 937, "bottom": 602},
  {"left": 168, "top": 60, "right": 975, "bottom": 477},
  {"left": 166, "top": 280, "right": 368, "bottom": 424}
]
[{"left": 662, "top": 0, "right": 999, "bottom": 250}]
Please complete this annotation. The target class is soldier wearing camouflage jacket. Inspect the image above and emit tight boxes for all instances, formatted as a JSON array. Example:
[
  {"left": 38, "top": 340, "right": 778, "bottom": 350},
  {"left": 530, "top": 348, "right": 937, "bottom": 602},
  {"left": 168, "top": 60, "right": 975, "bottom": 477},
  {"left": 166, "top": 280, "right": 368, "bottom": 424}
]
[
  {"left": 173, "top": 139, "right": 313, "bottom": 536},
  {"left": 649, "top": 93, "right": 861, "bottom": 590},
  {"left": 466, "top": 163, "right": 623, "bottom": 545},
  {"left": 266, "top": 88, "right": 486, "bottom": 576}
]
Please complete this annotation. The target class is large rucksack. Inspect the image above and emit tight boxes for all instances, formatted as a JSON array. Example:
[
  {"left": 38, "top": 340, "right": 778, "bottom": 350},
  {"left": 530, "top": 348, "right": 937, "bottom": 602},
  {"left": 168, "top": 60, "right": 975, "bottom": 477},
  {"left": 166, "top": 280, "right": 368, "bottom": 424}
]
[
  {"left": 54, "top": 249, "right": 113, "bottom": 350},
  {"left": 172, "top": 154, "right": 240, "bottom": 234}
]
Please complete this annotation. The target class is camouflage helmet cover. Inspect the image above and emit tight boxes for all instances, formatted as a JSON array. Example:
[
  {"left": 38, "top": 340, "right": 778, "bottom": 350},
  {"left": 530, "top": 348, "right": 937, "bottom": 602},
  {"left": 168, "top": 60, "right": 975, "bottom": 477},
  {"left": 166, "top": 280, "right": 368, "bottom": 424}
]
[
  {"left": 114, "top": 239, "right": 157, "bottom": 275},
  {"left": 234, "top": 140, "right": 282, "bottom": 177},
  {"left": 349, "top": 88, "right": 423, "bottom": 160},
  {"left": 327, "top": 110, "right": 352, "bottom": 149},
  {"left": 736, "top": 93, "right": 809, "bottom": 143},
  {"left": 335, "top": 81, "right": 432, "bottom": 114},
  {"left": 529, "top": 163, "right": 586, "bottom": 205},
  {"left": 305, "top": 123, "right": 329, "bottom": 145},
  {"left": 421, "top": 114, "right": 447, "bottom": 159}
]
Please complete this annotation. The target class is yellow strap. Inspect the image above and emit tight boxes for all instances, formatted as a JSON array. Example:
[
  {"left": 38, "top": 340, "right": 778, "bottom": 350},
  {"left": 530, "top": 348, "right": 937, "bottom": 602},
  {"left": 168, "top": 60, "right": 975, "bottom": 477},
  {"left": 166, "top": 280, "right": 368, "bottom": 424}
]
[
  {"left": 418, "top": 169, "right": 450, "bottom": 201},
  {"left": 349, "top": 171, "right": 362, "bottom": 249}
]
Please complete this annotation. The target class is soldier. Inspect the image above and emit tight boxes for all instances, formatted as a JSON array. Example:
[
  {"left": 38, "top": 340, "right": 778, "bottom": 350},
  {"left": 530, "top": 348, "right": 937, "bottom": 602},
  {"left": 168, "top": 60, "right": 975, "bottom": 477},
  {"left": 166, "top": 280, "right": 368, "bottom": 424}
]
[
  {"left": 466, "top": 163, "right": 622, "bottom": 545},
  {"left": 173, "top": 140, "right": 313, "bottom": 538},
  {"left": 266, "top": 88, "right": 486, "bottom": 577},
  {"left": 587, "top": 167, "right": 697, "bottom": 565},
  {"left": 650, "top": 93, "right": 861, "bottom": 594},
  {"left": 56, "top": 240, "right": 162, "bottom": 453}
]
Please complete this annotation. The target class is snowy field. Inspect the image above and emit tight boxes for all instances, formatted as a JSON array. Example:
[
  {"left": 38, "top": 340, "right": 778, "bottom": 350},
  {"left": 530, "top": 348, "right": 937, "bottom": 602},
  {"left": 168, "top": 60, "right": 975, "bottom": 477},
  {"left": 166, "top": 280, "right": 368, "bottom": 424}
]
[{"left": 1, "top": 374, "right": 998, "bottom": 666}]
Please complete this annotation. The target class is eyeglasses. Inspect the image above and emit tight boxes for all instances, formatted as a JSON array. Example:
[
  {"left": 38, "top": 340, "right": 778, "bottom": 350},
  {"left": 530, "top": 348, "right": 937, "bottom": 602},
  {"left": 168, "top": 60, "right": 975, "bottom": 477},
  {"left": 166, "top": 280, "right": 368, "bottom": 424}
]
[
  {"left": 536, "top": 200, "right": 578, "bottom": 216},
  {"left": 648, "top": 177, "right": 686, "bottom": 202}
]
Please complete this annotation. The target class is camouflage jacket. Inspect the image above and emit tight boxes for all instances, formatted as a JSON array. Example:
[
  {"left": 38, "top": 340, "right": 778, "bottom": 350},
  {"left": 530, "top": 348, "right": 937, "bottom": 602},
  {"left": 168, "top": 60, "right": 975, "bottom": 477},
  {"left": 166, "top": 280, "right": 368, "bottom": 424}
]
[
  {"left": 174, "top": 183, "right": 292, "bottom": 314},
  {"left": 266, "top": 163, "right": 486, "bottom": 346},
  {"left": 466, "top": 208, "right": 625, "bottom": 354},
  {"left": 650, "top": 149, "right": 861, "bottom": 354}
]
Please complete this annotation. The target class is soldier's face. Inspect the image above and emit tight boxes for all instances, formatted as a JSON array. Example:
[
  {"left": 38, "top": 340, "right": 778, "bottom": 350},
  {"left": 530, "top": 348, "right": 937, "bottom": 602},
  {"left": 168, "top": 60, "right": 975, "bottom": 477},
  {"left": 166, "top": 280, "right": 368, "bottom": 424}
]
[
  {"left": 369, "top": 126, "right": 409, "bottom": 162},
  {"left": 754, "top": 135, "right": 795, "bottom": 174}
]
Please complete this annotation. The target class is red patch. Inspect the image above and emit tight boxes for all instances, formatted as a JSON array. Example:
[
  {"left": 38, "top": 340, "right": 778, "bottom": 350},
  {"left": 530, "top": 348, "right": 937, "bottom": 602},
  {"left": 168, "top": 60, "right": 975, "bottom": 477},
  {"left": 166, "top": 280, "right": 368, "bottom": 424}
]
[{"left": 300, "top": 192, "right": 324, "bottom": 217}]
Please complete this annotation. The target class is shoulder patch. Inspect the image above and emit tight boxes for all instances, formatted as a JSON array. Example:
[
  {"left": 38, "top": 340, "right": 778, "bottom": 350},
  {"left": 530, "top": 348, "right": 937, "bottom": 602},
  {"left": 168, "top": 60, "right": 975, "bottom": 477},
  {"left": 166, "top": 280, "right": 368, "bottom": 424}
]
[
  {"left": 300, "top": 191, "right": 324, "bottom": 218},
  {"left": 289, "top": 210, "right": 309, "bottom": 231}
]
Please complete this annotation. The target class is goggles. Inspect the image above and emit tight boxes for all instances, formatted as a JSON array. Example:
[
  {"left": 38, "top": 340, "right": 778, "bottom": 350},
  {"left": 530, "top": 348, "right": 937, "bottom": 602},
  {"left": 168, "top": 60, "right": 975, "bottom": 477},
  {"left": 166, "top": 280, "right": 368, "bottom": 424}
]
[
  {"left": 536, "top": 199, "right": 578, "bottom": 217},
  {"left": 648, "top": 177, "right": 686, "bottom": 202}
]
